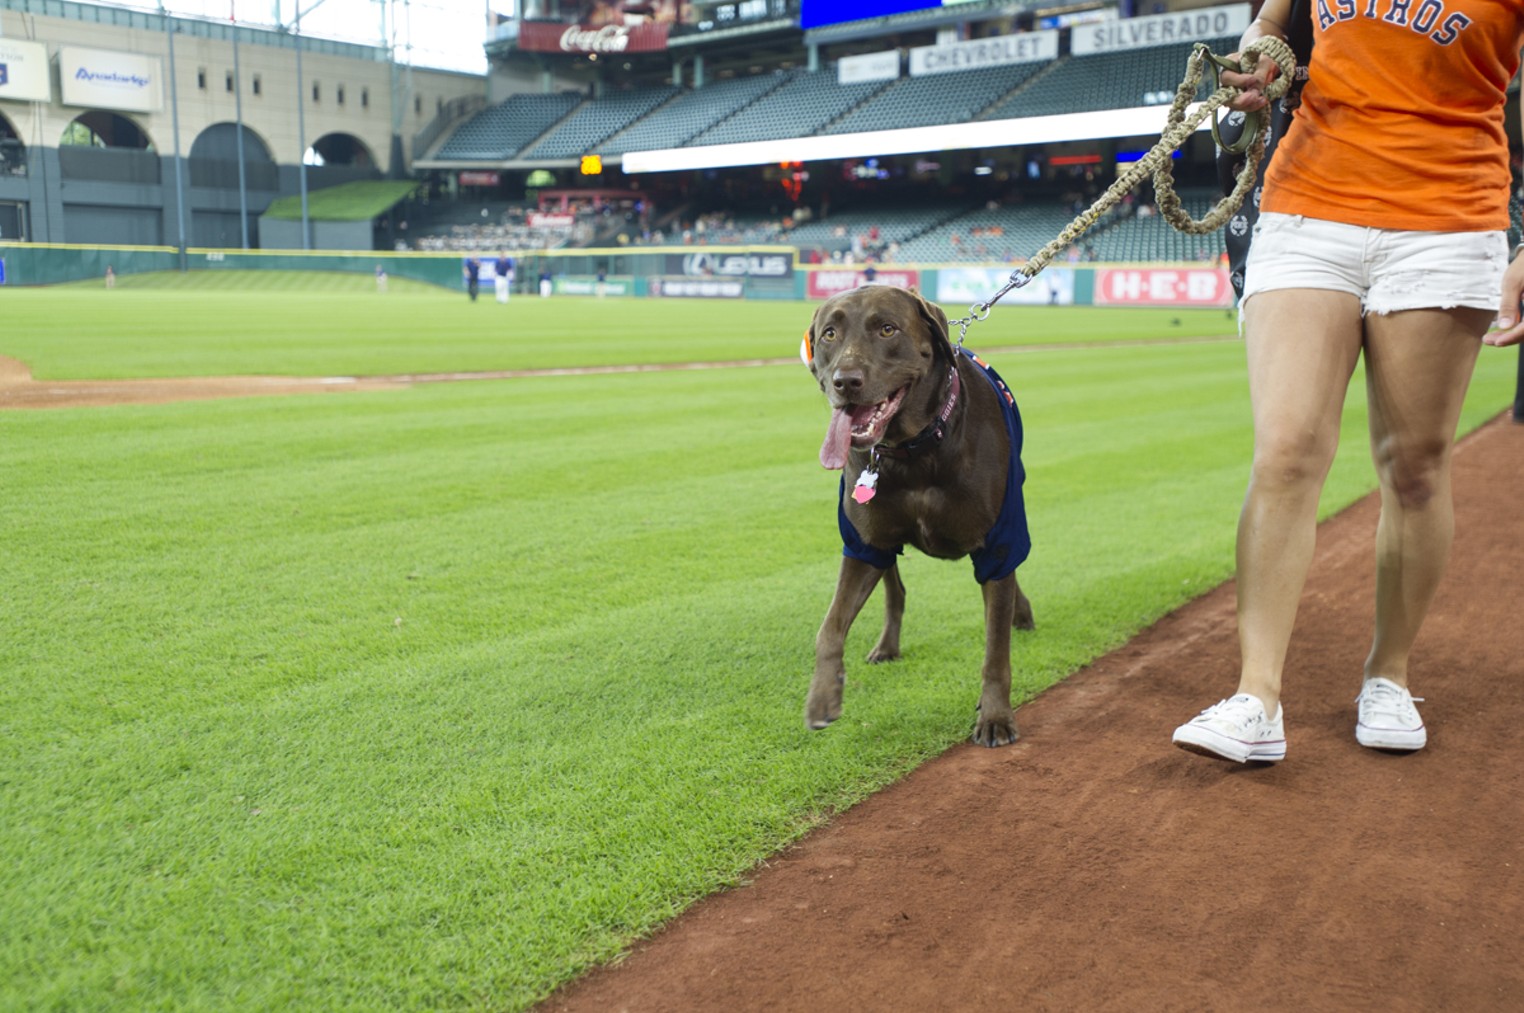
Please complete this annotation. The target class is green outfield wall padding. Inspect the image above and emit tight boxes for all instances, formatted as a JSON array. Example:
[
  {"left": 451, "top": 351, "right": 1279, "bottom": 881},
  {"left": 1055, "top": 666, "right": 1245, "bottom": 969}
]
[{"left": 0, "top": 243, "right": 1150, "bottom": 309}]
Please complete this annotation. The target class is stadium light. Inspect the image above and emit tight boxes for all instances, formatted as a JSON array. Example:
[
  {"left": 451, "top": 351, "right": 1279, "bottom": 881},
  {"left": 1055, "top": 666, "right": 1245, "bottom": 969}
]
[
  {"left": 231, "top": 2, "right": 249, "bottom": 249},
  {"left": 282, "top": 0, "right": 337, "bottom": 250},
  {"left": 159, "top": 3, "right": 188, "bottom": 269}
]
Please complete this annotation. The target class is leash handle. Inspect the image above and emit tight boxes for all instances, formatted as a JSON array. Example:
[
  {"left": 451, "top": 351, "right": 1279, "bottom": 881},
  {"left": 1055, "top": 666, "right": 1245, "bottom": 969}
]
[{"left": 1202, "top": 39, "right": 1295, "bottom": 155}]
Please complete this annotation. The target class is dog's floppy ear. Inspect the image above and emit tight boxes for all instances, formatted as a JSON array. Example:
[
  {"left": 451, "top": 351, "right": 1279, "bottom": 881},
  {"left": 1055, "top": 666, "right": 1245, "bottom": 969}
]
[
  {"left": 905, "top": 288, "right": 955, "bottom": 361},
  {"left": 803, "top": 301, "right": 831, "bottom": 375}
]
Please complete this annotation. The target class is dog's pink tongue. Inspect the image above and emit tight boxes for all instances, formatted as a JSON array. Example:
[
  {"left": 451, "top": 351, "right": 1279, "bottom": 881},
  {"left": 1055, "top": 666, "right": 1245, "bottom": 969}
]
[{"left": 820, "top": 407, "right": 855, "bottom": 470}]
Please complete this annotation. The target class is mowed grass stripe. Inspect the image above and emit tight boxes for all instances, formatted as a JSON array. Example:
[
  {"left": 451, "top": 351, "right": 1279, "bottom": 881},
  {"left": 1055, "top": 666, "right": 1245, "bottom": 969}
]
[
  {"left": 4, "top": 278, "right": 1241, "bottom": 380},
  {"left": 3, "top": 297, "right": 1517, "bottom": 1009}
]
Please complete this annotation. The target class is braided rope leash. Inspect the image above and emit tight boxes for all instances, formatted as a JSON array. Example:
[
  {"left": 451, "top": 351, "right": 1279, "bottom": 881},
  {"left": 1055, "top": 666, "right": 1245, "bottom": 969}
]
[{"left": 950, "top": 36, "right": 1297, "bottom": 343}]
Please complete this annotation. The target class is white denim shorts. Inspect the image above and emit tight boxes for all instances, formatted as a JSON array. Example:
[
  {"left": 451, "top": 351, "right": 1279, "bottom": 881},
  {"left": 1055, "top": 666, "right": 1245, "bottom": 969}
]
[{"left": 1241, "top": 212, "right": 1508, "bottom": 315}]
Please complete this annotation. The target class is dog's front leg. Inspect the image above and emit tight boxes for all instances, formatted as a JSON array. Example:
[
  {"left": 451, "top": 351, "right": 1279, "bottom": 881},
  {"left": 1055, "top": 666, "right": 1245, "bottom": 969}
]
[
  {"left": 806, "top": 557, "right": 885, "bottom": 730},
  {"left": 866, "top": 562, "right": 905, "bottom": 663},
  {"left": 972, "top": 573, "right": 1019, "bottom": 747},
  {"left": 1012, "top": 575, "right": 1035, "bottom": 631}
]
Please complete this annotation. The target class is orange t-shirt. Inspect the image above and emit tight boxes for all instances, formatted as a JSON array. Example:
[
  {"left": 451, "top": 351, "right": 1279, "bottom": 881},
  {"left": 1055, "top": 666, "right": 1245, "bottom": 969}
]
[{"left": 1264, "top": 0, "right": 1524, "bottom": 231}]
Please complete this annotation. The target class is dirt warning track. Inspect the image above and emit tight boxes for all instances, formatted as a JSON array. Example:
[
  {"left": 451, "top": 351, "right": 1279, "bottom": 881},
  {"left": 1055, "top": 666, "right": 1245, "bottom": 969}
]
[{"left": 544, "top": 415, "right": 1524, "bottom": 1012}]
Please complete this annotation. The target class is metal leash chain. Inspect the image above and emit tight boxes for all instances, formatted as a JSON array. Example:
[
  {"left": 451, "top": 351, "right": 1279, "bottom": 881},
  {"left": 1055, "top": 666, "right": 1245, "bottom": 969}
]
[{"left": 950, "top": 36, "right": 1298, "bottom": 345}]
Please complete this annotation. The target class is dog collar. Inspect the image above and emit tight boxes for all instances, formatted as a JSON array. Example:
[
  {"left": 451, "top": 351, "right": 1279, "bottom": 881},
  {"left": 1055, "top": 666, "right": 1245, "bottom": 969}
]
[{"left": 874, "top": 364, "right": 960, "bottom": 460}]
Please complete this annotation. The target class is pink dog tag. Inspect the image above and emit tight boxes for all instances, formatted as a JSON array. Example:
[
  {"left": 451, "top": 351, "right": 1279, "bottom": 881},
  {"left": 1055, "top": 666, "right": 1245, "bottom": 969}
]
[{"left": 852, "top": 470, "right": 879, "bottom": 504}]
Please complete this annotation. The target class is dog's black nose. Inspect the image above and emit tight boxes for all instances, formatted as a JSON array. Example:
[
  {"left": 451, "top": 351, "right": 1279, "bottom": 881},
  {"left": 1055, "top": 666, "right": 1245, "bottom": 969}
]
[{"left": 832, "top": 365, "right": 865, "bottom": 395}]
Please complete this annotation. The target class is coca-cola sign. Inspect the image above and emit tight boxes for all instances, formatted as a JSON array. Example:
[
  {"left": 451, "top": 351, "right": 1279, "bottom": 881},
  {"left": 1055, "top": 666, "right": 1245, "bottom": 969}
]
[{"left": 518, "top": 20, "right": 672, "bottom": 53}]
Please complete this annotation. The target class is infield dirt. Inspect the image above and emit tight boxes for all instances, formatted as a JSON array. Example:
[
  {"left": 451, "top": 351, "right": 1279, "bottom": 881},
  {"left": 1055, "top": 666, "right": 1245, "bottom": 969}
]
[{"left": 545, "top": 415, "right": 1524, "bottom": 1012}]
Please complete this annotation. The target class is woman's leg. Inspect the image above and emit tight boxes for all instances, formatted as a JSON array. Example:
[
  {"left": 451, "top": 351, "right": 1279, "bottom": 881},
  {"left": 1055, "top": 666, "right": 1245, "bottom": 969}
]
[
  {"left": 1234, "top": 289, "right": 1366, "bottom": 714},
  {"left": 1360, "top": 307, "right": 1488, "bottom": 686}
]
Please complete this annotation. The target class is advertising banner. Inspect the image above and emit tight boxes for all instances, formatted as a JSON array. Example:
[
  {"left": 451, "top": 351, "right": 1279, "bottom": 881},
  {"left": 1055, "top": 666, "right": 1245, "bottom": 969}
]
[
  {"left": 649, "top": 277, "right": 745, "bottom": 298},
  {"left": 838, "top": 50, "right": 901, "bottom": 84},
  {"left": 937, "top": 267, "right": 1074, "bottom": 306},
  {"left": 0, "top": 39, "right": 51, "bottom": 103},
  {"left": 909, "top": 30, "right": 1058, "bottom": 76},
  {"left": 1070, "top": 3, "right": 1251, "bottom": 55},
  {"left": 555, "top": 276, "right": 633, "bottom": 297},
  {"left": 1093, "top": 267, "right": 1234, "bottom": 307},
  {"left": 806, "top": 269, "right": 921, "bottom": 299},
  {"left": 458, "top": 171, "right": 501, "bottom": 187},
  {"left": 663, "top": 251, "right": 793, "bottom": 279},
  {"left": 528, "top": 213, "right": 576, "bottom": 228},
  {"left": 58, "top": 47, "right": 163, "bottom": 112},
  {"left": 517, "top": 21, "right": 671, "bottom": 53}
]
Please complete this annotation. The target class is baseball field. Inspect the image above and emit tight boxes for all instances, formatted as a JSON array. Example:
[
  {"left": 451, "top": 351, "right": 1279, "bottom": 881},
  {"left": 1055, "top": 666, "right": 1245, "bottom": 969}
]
[{"left": 4, "top": 273, "right": 1519, "bottom": 1009}]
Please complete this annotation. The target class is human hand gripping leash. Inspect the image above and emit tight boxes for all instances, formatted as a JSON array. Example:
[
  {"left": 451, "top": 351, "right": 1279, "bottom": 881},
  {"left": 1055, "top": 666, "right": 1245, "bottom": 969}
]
[{"left": 948, "top": 36, "right": 1298, "bottom": 347}]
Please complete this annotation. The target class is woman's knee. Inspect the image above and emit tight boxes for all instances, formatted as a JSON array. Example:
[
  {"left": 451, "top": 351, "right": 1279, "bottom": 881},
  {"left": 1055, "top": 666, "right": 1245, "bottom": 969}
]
[
  {"left": 1251, "top": 430, "right": 1338, "bottom": 494},
  {"left": 1373, "top": 435, "right": 1450, "bottom": 509}
]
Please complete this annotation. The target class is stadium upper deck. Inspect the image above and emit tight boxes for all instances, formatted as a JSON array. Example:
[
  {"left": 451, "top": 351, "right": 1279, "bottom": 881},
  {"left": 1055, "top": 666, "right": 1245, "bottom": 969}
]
[{"left": 420, "top": 1, "right": 1254, "bottom": 174}]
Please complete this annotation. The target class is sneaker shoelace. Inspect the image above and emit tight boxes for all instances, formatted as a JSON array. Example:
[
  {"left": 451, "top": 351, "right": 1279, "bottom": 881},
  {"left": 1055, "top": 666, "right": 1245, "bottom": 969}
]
[
  {"left": 1203, "top": 695, "right": 1264, "bottom": 727},
  {"left": 1356, "top": 681, "right": 1423, "bottom": 723}
]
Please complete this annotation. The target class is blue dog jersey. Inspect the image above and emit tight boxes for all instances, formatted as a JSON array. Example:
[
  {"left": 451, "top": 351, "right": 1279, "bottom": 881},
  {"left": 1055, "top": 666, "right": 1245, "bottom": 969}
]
[{"left": 838, "top": 348, "right": 1030, "bottom": 584}]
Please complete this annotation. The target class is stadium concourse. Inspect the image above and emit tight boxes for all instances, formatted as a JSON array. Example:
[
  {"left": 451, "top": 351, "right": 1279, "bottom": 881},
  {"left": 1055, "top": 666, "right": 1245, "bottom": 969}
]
[{"left": 543, "top": 413, "right": 1524, "bottom": 1010}]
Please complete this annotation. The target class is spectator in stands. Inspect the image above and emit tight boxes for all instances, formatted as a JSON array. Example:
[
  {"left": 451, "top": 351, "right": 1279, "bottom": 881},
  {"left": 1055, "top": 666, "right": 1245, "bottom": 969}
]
[
  {"left": 1172, "top": 0, "right": 1524, "bottom": 764},
  {"left": 463, "top": 256, "right": 481, "bottom": 302},
  {"left": 494, "top": 252, "right": 515, "bottom": 304}
]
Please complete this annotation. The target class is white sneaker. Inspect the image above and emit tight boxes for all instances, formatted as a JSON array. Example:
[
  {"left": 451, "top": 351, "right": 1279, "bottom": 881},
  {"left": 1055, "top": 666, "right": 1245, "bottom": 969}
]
[
  {"left": 1355, "top": 677, "right": 1426, "bottom": 751},
  {"left": 1173, "top": 693, "right": 1286, "bottom": 763}
]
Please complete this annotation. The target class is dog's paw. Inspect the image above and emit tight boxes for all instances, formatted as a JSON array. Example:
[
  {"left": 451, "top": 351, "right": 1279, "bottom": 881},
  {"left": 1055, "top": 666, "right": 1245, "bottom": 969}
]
[
  {"left": 804, "top": 674, "right": 845, "bottom": 730},
  {"left": 971, "top": 709, "right": 1020, "bottom": 748},
  {"left": 805, "top": 706, "right": 841, "bottom": 731},
  {"left": 865, "top": 644, "right": 901, "bottom": 664}
]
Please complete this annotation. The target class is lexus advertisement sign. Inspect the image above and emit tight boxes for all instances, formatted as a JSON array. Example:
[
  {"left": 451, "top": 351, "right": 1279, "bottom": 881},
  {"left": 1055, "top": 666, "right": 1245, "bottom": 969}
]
[{"left": 663, "top": 252, "right": 794, "bottom": 279}]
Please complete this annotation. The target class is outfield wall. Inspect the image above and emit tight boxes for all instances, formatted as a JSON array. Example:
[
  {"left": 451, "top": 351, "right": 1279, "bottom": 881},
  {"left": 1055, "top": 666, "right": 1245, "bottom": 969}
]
[{"left": 0, "top": 242, "right": 1237, "bottom": 308}]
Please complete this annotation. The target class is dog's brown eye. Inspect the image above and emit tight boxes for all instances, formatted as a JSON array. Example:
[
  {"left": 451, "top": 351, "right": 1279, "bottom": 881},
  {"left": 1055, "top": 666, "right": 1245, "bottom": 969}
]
[
  {"left": 879, "top": 324, "right": 897, "bottom": 337},
  {"left": 822, "top": 326, "right": 836, "bottom": 341}
]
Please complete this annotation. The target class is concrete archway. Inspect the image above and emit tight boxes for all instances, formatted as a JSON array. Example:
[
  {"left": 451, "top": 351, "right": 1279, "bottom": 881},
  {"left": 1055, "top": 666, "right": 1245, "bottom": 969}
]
[
  {"left": 0, "top": 110, "right": 24, "bottom": 175},
  {"left": 60, "top": 110, "right": 154, "bottom": 151},
  {"left": 190, "top": 122, "right": 279, "bottom": 191},
  {"left": 303, "top": 132, "right": 376, "bottom": 168}
]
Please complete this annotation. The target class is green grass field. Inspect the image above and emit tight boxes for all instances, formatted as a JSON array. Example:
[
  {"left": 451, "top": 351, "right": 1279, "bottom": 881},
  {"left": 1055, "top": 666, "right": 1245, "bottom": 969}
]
[
  {"left": 3, "top": 275, "right": 1517, "bottom": 1010},
  {"left": 12, "top": 272, "right": 1241, "bottom": 378}
]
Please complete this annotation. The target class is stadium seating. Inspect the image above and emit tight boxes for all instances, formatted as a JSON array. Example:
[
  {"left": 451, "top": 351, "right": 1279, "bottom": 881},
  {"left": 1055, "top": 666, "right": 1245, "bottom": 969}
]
[
  {"left": 688, "top": 68, "right": 892, "bottom": 147},
  {"left": 1082, "top": 187, "right": 1228, "bottom": 262},
  {"left": 893, "top": 202, "right": 1094, "bottom": 263},
  {"left": 785, "top": 203, "right": 970, "bottom": 259},
  {"left": 983, "top": 37, "right": 1240, "bottom": 120},
  {"left": 600, "top": 73, "right": 793, "bottom": 155},
  {"left": 823, "top": 62, "right": 1049, "bottom": 135},
  {"left": 434, "top": 93, "right": 582, "bottom": 160},
  {"left": 433, "top": 38, "right": 1247, "bottom": 163},
  {"left": 524, "top": 85, "right": 679, "bottom": 160}
]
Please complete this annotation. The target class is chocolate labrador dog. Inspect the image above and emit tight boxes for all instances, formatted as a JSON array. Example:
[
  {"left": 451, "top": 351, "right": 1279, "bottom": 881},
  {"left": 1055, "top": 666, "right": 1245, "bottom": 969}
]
[{"left": 804, "top": 285, "right": 1034, "bottom": 747}]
